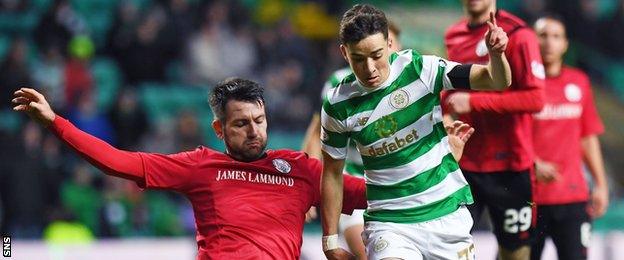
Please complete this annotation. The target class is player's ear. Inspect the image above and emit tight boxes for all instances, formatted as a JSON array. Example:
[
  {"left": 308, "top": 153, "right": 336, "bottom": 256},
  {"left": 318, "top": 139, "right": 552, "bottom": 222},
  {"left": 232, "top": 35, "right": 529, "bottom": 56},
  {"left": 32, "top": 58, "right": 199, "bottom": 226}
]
[
  {"left": 339, "top": 44, "right": 349, "bottom": 62},
  {"left": 212, "top": 119, "right": 224, "bottom": 139}
]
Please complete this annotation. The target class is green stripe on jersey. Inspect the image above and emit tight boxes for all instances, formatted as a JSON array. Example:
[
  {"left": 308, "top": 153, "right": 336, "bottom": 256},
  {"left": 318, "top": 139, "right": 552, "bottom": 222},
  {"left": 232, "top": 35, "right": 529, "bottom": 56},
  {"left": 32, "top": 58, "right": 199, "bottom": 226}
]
[
  {"left": 366, "top": 153, "right": 458, "bottom": 200},
  {"left": 352, "top": 92, "right": 438, "bottom": 146},
  {"left": 344, "top": 161, "right": 365, "bottom": 176},
  {"left": 322, "top": 54, "right": 423, "bottom": 121},
  {"left": 363, "top": 185, "right": 473, "bottom": 223}
]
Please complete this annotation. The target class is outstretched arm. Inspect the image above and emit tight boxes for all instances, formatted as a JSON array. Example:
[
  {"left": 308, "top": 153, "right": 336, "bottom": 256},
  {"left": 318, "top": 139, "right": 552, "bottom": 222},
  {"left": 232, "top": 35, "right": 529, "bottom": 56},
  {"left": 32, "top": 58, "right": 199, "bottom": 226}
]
[
  {"left": 469, "top": 12, "right": 512, "bottom": 91},
  {"left": 13, "top": 88, "right": 145, "bottom": 182},
  {"left": 13, "top": 88, "right": 197, "bottom": 190}
]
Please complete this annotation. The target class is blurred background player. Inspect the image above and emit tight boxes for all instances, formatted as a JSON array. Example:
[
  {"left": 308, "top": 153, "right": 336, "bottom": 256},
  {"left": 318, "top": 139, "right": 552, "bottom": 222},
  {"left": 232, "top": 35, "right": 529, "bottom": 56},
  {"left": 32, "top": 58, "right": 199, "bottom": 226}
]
[
  {"left": 321, "top": 4, "right": 511, "bottom": 260},
  {"left": 531, "top": 15, "right": 609, "bottom": 260},
  {"left": 443, "top": 1, "right": 545, "bottom": 259},
  {"left": 300, "top": 19, "right": 402, "bottom": 260}
]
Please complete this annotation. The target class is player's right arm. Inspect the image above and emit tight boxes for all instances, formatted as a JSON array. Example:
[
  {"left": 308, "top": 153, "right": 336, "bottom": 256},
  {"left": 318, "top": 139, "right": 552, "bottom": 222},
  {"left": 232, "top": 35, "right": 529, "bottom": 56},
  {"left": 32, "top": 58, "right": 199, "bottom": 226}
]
[
  {"left": 319, "top": 97, "right": 354, "bottom": 259},
  {"left": 12, "top": 88, "right": 197, "bottom": 191},
  {"left": 321, "top": 151, "right": 349, "bottom": 260}
]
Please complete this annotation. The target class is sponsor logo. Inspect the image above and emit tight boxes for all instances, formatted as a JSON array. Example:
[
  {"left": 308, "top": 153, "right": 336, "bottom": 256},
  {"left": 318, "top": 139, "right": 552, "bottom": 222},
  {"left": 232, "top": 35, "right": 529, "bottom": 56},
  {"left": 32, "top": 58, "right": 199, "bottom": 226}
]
[
  {"left": 565, "top": 83, "right": 582, "bottom": 102},
  {"left": 534, "top": 103, "right": 582, "bottom": 120},
  {"left": 216, "top": 170, "right": 295, "bottom": 187},
  {"left": 476, "top": 39, "right": 488, "bottom": 57},
  {"left": 389, "top": 89, "right": 410, "bottom": 109},
  {"left": 272, "top": 159, "right": 291, "bottom": 174},
  {"left": 367, "top": 128, "right": 419, "bottom": 157},
  {"left": 374, "top": 115, "right": 398, "bottom": 138}
]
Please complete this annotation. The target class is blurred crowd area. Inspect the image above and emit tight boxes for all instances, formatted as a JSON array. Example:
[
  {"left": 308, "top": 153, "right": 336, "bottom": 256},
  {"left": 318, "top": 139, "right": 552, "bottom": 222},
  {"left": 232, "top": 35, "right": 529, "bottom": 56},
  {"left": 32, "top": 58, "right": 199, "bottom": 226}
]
[{"left": 0, "top": 0, "right": 623, "bottom": 241}]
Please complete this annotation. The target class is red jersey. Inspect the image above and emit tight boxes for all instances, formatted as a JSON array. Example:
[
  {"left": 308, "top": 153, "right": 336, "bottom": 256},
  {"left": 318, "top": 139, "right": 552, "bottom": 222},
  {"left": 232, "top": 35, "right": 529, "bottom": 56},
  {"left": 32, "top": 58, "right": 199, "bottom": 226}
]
[
  {"left": 50, "top": 116, "right": 367, "bottom": 260},
  {"left": 532, "top": 67, "right": 604, "bottom": 205},
  {"left": 443, "top": 10, "right": 545, "bottom": 172}
]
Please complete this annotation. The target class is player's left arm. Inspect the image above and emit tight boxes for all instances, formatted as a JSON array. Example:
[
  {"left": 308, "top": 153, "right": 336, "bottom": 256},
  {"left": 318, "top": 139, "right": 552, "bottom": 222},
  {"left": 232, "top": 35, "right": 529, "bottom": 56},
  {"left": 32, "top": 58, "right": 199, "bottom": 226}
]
[
  {"left": 468, "top": 12, "right": 512, "bottom": 91},
  {"left": 581, "top": 135, "right": 608, "bottom": 218},
  {"left": 580, "top": 79, "right": 608, "bottom": 217}
]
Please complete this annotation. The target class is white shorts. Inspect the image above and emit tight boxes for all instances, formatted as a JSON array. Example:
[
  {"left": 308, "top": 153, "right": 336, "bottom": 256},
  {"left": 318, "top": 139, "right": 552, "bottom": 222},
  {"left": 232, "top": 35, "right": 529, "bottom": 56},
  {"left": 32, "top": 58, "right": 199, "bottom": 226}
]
[
  {"left": 363, "top": 206, "right": 475, "bottom": 260},
  {"left": 339, "top": 209, "right": 365, "bottom": 234}
]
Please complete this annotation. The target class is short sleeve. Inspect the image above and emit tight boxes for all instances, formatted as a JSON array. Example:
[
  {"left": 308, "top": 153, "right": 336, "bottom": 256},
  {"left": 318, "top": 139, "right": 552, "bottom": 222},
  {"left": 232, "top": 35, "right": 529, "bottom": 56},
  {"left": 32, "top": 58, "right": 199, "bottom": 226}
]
[
  {"left": 320, "top": 98, "right": 349, "bottom": 160},
  {"left": 139, "top": 147, "right": 203, "bottom": 191},
  {"left": 423, "top": 55, "right": 467, "bottom": 94},
  {"left": 580, "top": 79, "right": 604, "bottom": 137},
  {"left": 341, "top": 174, "right": 367, "bottom": 214},
  {"left": 439, "top": 58, "right": 469, "bottom": 91}
]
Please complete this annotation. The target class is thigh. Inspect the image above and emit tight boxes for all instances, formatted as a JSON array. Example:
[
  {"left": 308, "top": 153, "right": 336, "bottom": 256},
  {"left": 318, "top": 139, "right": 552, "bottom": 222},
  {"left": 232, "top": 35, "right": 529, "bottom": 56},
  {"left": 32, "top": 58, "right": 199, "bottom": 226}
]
[
  {"left": 483, "top": 170, "right": 535, "bottom": 250},
  {"left": 363, "top": 222, "right": 423, "bottom": 260},
  {"left": 550, "top": 202, "right": 591, "bottom": 260},
  {"left": 424, "top": 207, "right": 475, "bottom": 260}
]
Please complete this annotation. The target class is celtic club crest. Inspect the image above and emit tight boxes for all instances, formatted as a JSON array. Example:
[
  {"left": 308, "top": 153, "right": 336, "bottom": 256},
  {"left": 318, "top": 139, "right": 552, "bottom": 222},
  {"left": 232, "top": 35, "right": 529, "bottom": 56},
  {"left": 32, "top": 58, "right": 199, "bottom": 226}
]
[
  {"left": 374, "top": 115, "right": 398, "bottom": 138},
  {"left": 389, "top": 89, "right": 409, "bottom": 109}
]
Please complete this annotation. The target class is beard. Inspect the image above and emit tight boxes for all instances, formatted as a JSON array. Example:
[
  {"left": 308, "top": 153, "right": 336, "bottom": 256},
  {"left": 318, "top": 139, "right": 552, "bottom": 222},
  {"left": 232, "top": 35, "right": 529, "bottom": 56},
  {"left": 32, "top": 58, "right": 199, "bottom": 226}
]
[{"left": 225, "top": 138, "right": 268, "bottom": 162}]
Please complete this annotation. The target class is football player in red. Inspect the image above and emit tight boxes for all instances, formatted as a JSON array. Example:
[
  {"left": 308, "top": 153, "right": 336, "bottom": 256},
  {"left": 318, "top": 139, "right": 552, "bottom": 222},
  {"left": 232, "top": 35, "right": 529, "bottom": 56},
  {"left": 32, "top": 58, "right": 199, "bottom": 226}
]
[
  {"left": 443, "top": 0, "right": 546, "bottom": 259},
  {"left": 531, "top": 16, "right": 608, "bottom": 260}
]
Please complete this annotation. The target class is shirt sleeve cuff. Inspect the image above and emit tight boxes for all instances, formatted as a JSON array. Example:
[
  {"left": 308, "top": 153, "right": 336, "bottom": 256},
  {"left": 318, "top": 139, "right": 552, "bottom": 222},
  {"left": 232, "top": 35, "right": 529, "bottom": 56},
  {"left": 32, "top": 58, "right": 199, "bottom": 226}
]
[{"left": 321, "top": 144, "right": 347, "bottom": 160}]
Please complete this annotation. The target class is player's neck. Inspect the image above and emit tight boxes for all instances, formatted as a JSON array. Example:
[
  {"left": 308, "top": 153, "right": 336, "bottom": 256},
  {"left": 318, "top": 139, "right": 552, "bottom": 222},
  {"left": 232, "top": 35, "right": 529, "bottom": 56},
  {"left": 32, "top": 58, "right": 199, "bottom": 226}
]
[
  {"left": 545, "top": 60, "right": 563, "bottom": 77},
  {"left": 467, "top": 6, "right": 497, "bottom": 26}
]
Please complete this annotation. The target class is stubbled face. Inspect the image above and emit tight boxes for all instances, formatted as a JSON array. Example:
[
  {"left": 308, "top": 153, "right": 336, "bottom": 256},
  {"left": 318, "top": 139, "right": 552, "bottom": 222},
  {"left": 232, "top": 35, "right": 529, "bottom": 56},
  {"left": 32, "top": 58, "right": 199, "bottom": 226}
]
[
  {"left": 341, "top": 33, "right": 391, "bottom": 89},
  {"left": 388, "top": 30, "right": 401, "bottom": 52},
  {"left": 215, "top": 100, "right": 268, "bottom": 162},
  {"left": 462, "top": 0, "right": 494, "bottom": 16},
  {"left": 535, "top": 18, "right": 568, "bottom": 65}
]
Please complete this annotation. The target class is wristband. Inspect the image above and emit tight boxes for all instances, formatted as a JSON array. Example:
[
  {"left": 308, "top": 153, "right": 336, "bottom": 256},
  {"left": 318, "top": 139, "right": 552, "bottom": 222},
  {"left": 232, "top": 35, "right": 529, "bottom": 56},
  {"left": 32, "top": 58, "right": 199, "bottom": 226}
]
[{"left": 322, "top": 234, "right": 339, "bottom": 252}]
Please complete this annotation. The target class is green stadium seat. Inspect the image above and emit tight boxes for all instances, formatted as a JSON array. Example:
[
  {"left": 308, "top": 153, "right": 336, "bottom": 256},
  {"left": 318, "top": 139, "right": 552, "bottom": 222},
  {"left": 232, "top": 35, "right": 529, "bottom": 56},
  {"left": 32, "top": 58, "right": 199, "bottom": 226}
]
[{"left": 91, "top": 58, "right": 122, "bottom": 111}]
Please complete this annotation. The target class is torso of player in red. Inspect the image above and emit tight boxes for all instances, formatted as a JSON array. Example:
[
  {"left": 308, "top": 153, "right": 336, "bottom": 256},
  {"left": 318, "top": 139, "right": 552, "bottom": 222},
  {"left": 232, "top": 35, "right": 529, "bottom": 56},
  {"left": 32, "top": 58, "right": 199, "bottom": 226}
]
[
  {"left": 532, "top": 67, "right": 604, "bottom": 204},
  {"left": 444, "top": 10, "right": 545, "bottom": 172},
  {"left": 141, "top": 147, "right": 351, "bottom": 260}
]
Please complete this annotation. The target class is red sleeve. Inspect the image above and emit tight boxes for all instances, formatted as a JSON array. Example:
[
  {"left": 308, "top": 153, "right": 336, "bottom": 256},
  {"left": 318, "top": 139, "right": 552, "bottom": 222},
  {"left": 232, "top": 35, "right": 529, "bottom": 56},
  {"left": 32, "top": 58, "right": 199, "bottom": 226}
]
[
  {"left": 50, "top": 115, "right": 198, "bottom": 191},
  {"left": 440, "top": 90, "right": 453, "bottom": 115},
  {"left": 341, "top": 174, "right": 367, "bottom": 214},
  {"left": 307, "top": 157, "right": 367, "bottom": 214},
  {"left": 469, "top": 28, "right": 545, "bottom": 113},
  {"left": 580, "top": 77, "right": 604, "bottom": 137}
]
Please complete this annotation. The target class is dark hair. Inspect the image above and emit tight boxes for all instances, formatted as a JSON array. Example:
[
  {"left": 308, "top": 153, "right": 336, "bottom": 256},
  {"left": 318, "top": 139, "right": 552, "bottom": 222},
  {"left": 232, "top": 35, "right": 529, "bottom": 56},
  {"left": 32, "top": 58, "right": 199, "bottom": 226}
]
[
  {"left": 339, "top": 4, "right": 388, "bottom": 44},
  {"left": 208, "top": 77, "right": 265, "bottom": 120}
]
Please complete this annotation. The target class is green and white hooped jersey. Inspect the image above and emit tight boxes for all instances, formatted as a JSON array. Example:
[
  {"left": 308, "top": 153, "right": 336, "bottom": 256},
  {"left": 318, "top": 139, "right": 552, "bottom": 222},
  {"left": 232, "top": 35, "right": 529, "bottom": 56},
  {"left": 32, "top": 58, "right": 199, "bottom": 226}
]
[
  {"left": 320, "top": 49, "right": 474, "bottom": 223},
  {"left": 322, "top": 67, "right": 365, "bottom": 177}
]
